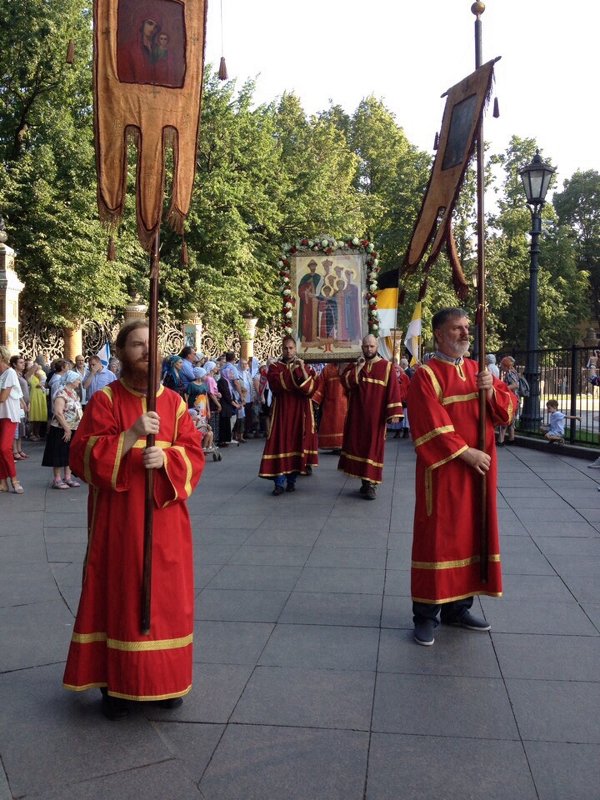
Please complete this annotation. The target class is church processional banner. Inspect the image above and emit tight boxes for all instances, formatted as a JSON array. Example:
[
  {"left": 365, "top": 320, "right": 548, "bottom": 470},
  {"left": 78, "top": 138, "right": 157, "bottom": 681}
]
[
  {"left": 278, "top": 237, "right": 380, "bottom": 363},
  {"left": 94, "top": 0, "right": 207, "bottom": 250}
]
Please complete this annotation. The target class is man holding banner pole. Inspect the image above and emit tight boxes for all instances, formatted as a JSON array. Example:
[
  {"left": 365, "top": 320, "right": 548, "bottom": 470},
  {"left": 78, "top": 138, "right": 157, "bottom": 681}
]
[{"left": 407, "top": 307, "right": 517, "bottom": 646}]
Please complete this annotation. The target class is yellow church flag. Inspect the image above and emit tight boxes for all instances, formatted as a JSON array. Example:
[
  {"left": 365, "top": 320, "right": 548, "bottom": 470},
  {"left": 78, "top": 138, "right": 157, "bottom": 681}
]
[
  {"left": 404, "top": 302, "right": 422, "bottom": 365},
  {"left": 376, "top": 287, "right": 398, "bottom": 336}
]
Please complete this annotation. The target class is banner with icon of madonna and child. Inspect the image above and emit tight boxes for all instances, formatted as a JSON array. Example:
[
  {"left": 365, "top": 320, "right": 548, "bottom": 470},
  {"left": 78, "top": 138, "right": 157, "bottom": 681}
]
[{"left": 277, "top": 237, "right": 381, "bottom": 363}]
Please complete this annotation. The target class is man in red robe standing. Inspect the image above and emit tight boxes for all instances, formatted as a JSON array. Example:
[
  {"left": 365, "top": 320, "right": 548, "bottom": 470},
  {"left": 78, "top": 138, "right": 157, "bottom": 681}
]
[
  {"left": 407, "top": 307, "right": 517, "bottom": 646},
  {"left": 258, "top": 336, "right": 318, "bottom": 495},
  {"left": 63, "top": 320, "right": 204, "bottom": 719},
  {"left": 312, "top": 362, "right": 348, "bottom": 453},
  {"left": 338, "top": 334, "right": 404, "bottom": 500}
]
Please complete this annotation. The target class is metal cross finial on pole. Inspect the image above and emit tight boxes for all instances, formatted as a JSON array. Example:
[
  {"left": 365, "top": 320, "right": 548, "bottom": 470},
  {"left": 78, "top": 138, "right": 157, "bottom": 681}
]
[{"left": 471, "top": 0, "right": 489, "bottom": 582}]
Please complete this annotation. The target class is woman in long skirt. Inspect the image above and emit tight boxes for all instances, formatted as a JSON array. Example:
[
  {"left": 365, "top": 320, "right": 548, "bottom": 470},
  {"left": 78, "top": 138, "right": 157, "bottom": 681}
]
[{"left": 42, "top": 370, "right": 83, "bottom": 489}]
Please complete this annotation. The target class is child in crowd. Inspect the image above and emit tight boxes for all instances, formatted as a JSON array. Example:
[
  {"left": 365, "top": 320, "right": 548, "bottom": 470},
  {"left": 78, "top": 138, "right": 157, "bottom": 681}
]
[
  {"left": 186, "top": 367, "right": 215, "bottom": 450},
  {"left": 541, "top": 399, "right": 580, "bottom": 443}
]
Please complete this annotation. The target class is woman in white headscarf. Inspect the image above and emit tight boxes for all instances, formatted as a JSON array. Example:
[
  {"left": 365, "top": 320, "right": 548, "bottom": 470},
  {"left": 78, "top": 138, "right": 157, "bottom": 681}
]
[{"left": 42, "top": 370, "right": 83, "bottom": 489}]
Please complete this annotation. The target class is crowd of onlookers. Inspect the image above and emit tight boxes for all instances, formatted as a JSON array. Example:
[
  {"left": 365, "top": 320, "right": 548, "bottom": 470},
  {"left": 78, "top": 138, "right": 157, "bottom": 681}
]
[
  {"left": 0, "top": 341, "right": 580, "bottom": 496},
  {"left": 0, "top": 344, "right": 283, "bottom": 494}
]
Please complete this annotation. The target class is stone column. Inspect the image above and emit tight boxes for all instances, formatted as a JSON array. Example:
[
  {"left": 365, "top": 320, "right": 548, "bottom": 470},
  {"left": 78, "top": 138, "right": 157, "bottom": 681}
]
[
  {"left": 240, "top": 315, "right": 258, "bottom": 360},
  {"left": 0, "top": 224, "right": 25, "bottom": 354},
  {"left": 63, "top": 326, "right": 83, "bottom": 362},
  {"left": 124, "top": 295, "right": 148, "bottom": 322}
]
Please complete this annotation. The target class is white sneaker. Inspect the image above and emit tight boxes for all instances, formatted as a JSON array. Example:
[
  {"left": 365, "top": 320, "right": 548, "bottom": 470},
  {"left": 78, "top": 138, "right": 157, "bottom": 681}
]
[{"left": 588, "top": 458, "right": 600, "bottom": 468}]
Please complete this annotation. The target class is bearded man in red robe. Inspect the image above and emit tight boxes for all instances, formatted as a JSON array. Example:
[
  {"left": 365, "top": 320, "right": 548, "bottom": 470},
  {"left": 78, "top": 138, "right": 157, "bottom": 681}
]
[
  {"left": 338, "top": 334, "right": 404, "bottom": 500},
  {"left": 63, "top": 320, "right": 204, "bottom": 719},
  {"left": 258, "top": 336, "right": 318, "bottom": 495},
  {"left": 407, "top": 307, "right": 517, "bottom": 646}
]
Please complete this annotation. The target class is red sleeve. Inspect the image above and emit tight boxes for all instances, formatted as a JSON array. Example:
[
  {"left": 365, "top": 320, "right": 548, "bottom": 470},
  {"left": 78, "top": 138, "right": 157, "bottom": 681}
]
[
  {"left": 488, "top": 375, "right": 519, "bottom": 427},
  {"left": 342, "top": 363, "right": 360, "bottom": 392},
  {"left": 384, "top": 364, "right": 404, "bottom": 420},
  {"left": 69, "top": 389, "right": 134, "bottom": 491},
  {"left": 312, "top": 372, "right": 325, "bottom": 406},
  {"left": 154, "top": 399, "right": 205, "bottom": 508}
]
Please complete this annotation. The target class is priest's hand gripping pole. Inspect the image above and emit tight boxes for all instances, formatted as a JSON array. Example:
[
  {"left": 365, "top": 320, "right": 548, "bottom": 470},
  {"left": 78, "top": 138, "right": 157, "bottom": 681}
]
[
  {"left": 473, "top": 1, "right": 488, "bottom": 583},
  {"left": 141, "top": 232, "right": 160, "bottom": 635}
]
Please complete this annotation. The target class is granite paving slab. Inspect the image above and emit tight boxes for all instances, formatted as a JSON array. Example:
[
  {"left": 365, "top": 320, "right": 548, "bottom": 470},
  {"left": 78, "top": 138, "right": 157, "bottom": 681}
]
[
  {"left": 506, "top": 678, "right": 600, "bottom": 742},
  {"left": 29, "top": 759, "right": 201, "bottom": 800},
  {"left": 194, "top": 620, "right": 274, "bottom": 665},
  {"left": 367, "top": 734, "right": 537, "bottom": 800},
  {"left": 372, "top": 673, "right": 518, "bottom": 738},
  {"left": 0, "top": 665, "right": 172, "bottom": 798},
  {"left": 480, "top": 597, "right": 598, "bottom": 636},
  {"left": 494, "top": 632, "right": 600, "bottom": 680},
  {"left": 294, "top": 566, "right": 385, "bottom": 595},
  {"left": 198, "top": 724, "right": 369, "bottom": 800},
  {"left": 306, "top": 545, "right": 387, "bottom": 569},
  {"left": 524, "top": 741, "right": 600, "bottom": 800},
  {"left": 259, "top": 623, "right": 379, "bottom": 671},
  {"left": 147, "top": 663, "right": 254, "bottom": 724},
  {"left": 0, "top": 599, "right": 73, "bottom": 672},
  {"left": 196, "top": 588, "right": 290, "bottom": 623},
  {"left": 377, "top": 627, "right": 501, "bottom": 678},
  {"left": 205, "top": 564, "right": 303, "bottom": 592},
  {"left": 279, "top": 591, "right": 383, "bottom": 628},
  {"left": 560, "top": 575, "right": 600, "bottom": 603},
  {"left": 231, "top": 665, "right": 375, "bottom": 730}
]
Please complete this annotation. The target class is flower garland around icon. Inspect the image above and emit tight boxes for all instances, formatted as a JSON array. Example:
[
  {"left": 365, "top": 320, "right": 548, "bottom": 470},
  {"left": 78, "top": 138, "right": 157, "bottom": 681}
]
[{"left": 276, "top": 236, "right": 380, "bottom": 335}]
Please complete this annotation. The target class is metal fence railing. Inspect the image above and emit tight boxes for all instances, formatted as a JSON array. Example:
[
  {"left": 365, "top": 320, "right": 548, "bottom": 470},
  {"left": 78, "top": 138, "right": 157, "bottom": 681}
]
[{"left": 507, "top": 346, "right": 600, "bottom": 446}]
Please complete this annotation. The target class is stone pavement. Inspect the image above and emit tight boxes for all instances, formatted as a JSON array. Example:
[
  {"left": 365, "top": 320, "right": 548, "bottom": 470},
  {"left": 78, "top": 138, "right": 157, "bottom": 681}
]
[{"left": 1, "top": 437, "right": 599, "bottom": 799}]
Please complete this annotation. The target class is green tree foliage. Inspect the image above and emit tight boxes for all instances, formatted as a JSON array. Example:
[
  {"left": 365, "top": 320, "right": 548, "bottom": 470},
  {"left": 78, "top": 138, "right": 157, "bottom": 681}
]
[
  {"left": 487, "top": 136, "right": 589, "bottom": 350},
  {"left": 0, "top": 5, "right": 594, "bottom": 351},
  {"left": 0, "top": 0, "right": 131, "bottom": 328},
  {"left": 553, "top": 170, "right": 600, "bottom": 322}
]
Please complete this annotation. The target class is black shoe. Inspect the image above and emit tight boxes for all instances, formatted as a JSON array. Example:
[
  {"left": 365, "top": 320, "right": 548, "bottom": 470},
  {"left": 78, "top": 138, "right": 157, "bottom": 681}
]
[
  {"left": 285, "top": 483, "right": 296, "bottom": 492},
  {"left": 272, "top": 486, "right": 285, "bottom": 496},
  {"left": 157, "top": 697, "right": 183, "bottom": 709},
  {"left": 359, "top": 480, "right": 369, "bottom": 495},
  {"left": 414, "top": 619, "right": 435, "bottom": 646},
  {"left": 305, "top": 465, "right": 312, "bottom": 475},
  {"left": 100, "top": 690, "right": 129, "bottom": 721},
  {"left": 444, "top": 610, "right": 491, "bottom": 631},
  {"left": 364, "top": 484, "right": 376, "bottom": 501},
  {"left": 402, "top": 429, "right": 410, "bottom": 439},
  {"left": 331, "top": 448, "right": 342, "bottom": 455}
]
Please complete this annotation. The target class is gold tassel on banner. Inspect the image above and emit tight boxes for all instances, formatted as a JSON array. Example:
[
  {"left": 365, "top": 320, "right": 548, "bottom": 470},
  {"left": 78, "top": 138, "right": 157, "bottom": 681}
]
[
  {"left": 493, "top": 97, "right": 500, "bottom": 118},
  {"left": 181, "top": 238, "right": 189, "bottom": 265},
  {"left": 66, "top": 40, "right": 75, "bottom": 64},
  {"left": 218, "top": 0, "right": 228, "bottom": 80},
  {"left": 107, "top": 236, "right": 116, "bottom": 262}
]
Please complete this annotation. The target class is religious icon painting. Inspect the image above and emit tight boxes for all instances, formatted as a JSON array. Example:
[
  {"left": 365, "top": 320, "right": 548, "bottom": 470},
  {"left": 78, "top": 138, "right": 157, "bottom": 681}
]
[
  {"left": 117, "top": 0, "right": 186, "bottom": 89},
  {"left": 278, "top": 237, "right": 380, "bottom": 363}
]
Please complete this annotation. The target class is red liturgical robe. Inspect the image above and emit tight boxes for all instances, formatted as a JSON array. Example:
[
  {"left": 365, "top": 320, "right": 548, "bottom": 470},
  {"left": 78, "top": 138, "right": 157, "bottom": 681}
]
[
  {"left": 338, "top": 358, "right": 403, "bottom": 484},
  {"left": 63, "top": 380, "right": 204, "bottom": 701},
  {"left": 313, "top": 363, "right": 348, "bottom": 450},
  {"left": 407, "top": 357, "right": 517, "bottom": 604},
  {"left": 259, "top": 360, "right": 318, "bottom": 478}
]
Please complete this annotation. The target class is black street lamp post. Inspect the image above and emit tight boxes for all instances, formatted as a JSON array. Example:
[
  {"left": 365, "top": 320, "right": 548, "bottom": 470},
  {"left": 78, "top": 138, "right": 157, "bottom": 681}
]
[{"left": 519, "top": 150, "right": 555, "bottom": 432}]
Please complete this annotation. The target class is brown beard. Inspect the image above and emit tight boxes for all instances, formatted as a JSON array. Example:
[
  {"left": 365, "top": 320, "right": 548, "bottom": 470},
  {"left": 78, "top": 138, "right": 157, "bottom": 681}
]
[{"left": 119, "top": 353, "right": 161, "bottom": 391}]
